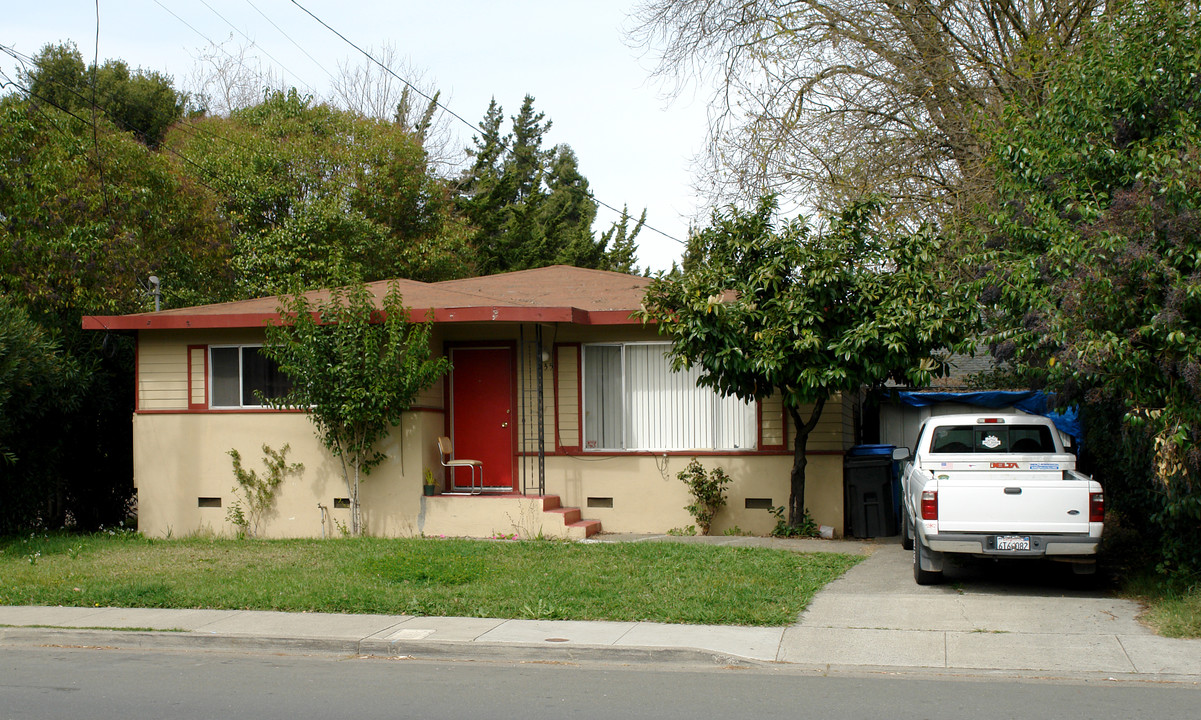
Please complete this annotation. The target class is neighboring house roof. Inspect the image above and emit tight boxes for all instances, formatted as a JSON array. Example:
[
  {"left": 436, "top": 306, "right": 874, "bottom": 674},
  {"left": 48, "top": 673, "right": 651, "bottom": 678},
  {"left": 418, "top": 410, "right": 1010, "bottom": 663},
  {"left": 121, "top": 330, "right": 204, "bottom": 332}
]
[
  {"left": 927, "top": 350, "right": 1001, "bottom": 389},
  {"left": 82, "top": 266, "right": 652, "bottom": 331}
]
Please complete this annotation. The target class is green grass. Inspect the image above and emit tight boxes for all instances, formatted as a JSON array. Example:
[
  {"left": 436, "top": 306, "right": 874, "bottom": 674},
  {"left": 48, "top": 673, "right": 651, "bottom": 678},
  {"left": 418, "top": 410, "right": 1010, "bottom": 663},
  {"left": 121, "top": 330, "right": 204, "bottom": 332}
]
[
  {"left": 1120, "top": 574, "right": 1201, "bottom": 639},
  {"left": 0, "top": 533, "right": 861, "bottom": 626}
]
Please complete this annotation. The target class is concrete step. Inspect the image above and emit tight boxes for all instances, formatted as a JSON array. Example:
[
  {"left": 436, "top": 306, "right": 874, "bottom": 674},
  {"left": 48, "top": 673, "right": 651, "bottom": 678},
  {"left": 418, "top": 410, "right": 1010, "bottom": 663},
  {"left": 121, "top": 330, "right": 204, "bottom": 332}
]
[{"left": 538, "top": 495, "right": 601, "bottom": 539}]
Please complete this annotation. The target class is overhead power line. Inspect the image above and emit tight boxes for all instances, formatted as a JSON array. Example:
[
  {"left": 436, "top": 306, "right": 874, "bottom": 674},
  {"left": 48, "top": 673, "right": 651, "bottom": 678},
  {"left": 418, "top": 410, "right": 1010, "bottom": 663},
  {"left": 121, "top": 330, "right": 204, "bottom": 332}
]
[{"left": 285, "top": 0, "right": 685, "bottom": 245}]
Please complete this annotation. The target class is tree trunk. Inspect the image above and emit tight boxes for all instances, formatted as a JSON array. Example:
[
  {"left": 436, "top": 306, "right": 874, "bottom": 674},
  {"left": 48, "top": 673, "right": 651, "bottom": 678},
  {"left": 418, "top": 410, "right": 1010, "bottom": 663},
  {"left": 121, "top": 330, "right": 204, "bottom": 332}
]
[
  {"left": 351, "top": 460, "right": 361, "bottom": 536},
  {"left": 786, "top": 395, "right": 827, "bottom": 528}
]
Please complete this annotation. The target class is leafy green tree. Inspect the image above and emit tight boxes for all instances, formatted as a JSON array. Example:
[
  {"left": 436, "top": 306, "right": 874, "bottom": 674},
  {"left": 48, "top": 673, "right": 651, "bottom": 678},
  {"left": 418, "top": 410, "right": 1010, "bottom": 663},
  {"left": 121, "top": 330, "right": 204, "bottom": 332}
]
[
  {"left": 0, "top": 295, "right": 79, "bottom": 482},
  {"left": 166, "top": 89, "right": 469, "bottom": 296},
  {"left": 640, "top": 196, "right": 977, "bottom": 527},
  {"left": 22, "top": 41, "right": 186, "bottom": 147},
  {"left": 0, "top": 100, "right": 233, "bottom": 314},
  {"left": 262, "top": 281, "right": 450, "bottom": 535},
  {"left": 459, "top": 95, "right": 632, "bottom": 273},
  {"left": 975, "top": 0, "right": 1201, "bottom": 578},
  {"left": 0, "top": 88, "right": 230, "bottom": 532},
  {"left": 19, "top": 41, "right": 87, "bottom": 114}
]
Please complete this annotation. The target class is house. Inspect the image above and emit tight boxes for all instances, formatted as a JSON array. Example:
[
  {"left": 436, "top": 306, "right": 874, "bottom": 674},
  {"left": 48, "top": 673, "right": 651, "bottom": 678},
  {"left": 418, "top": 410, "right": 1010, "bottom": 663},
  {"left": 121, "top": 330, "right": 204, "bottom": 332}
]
[{"left": 82, "top": 266, "right": 855, "bottom": 540}]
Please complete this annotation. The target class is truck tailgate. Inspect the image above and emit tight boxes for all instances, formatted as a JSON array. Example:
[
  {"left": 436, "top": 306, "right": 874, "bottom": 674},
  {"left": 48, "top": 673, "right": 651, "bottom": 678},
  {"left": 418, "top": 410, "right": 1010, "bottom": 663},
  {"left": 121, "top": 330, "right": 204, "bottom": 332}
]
[{"left": 935, "top": 473, "right": 1093, "bottom": 533}]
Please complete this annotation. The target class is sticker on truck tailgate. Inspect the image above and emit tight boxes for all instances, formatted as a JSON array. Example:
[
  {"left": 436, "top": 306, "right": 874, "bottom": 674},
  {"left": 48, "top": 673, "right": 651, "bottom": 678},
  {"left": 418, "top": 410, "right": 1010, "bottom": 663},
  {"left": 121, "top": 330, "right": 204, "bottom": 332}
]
[{"left": 1029, "top": 463, "right": 1060, "bottom": 470}]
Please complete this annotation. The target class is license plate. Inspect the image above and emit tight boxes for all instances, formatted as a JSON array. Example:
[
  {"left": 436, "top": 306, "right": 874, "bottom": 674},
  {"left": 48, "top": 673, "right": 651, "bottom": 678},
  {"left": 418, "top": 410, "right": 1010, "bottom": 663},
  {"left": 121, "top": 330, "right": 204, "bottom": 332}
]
[{"left": 995, "top": 535, "right": 1030, "bottom": 551}]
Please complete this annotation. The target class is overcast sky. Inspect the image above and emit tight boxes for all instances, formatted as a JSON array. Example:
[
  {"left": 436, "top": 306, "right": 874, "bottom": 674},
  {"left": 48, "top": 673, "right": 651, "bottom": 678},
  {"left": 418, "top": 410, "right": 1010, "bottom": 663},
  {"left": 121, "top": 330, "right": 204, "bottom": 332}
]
[{"left": 4, "top": 0, "right": 713, "bottom": 271}]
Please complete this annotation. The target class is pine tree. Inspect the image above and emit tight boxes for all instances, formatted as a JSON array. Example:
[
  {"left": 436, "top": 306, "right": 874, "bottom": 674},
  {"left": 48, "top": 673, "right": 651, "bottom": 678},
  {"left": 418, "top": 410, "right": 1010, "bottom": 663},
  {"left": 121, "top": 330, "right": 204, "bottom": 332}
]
[
  {"left": 599, "top": 206, "right": 646, "bottom": 275},
  {"left": 458, "top": 95, "right": 637, "bottom": 275}
]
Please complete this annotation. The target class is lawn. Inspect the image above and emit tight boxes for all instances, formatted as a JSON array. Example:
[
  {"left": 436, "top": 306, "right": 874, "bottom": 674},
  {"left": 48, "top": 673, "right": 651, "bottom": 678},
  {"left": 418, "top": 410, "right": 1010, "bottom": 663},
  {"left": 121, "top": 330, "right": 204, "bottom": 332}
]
[
  {"left": 1120, "top": 574, "right": 1201, "bottom": 639},
  {"left": 0, "top": 532, "right": 861, "bottom": 626}
]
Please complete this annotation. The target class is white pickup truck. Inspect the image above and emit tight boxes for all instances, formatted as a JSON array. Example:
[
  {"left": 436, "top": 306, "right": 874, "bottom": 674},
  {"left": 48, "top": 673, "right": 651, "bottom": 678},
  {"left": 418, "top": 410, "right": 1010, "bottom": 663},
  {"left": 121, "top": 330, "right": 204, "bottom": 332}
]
[{"left": 898, "top": 413, "right": 1103, "bottom": 584}]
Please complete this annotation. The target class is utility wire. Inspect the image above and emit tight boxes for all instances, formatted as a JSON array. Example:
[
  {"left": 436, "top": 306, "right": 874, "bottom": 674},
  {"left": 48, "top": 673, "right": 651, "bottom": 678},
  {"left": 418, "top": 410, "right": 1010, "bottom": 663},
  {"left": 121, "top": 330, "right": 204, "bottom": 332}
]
[
  {"left": 153, "top": 0, "right": 318, "bottom": 99},
  {"left": 194, "top": 0, "right": 320, "bottom": 96},
  {"left": 286, "top": 0, "right": 685, "bottom": 245},
  {"left": 91, "top": 0, "right": 111, "bottom": 218},
  {"left": 243, "top": 0, "right": 337, "bottom": 85},
  {"left": 1, "top": 43, "right": 391, "bottom": 205},
  {"left": 0, "top": 54, "right": 234, "bottom": 199}
]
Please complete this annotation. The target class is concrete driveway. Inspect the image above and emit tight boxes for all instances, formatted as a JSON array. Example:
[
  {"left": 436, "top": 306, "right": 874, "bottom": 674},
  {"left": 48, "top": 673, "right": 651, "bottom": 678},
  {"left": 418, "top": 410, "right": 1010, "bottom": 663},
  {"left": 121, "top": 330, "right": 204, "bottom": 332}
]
[{"left": 779, "top": 540, "right": 1200, "bottom": 675}]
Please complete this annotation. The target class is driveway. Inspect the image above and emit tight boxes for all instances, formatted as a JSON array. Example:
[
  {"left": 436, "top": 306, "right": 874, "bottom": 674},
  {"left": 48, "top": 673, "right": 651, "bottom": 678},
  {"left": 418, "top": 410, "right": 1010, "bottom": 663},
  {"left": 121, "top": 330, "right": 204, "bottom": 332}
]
[{"left": 778, "top": 540, "right": 1201, "bottom": 675}]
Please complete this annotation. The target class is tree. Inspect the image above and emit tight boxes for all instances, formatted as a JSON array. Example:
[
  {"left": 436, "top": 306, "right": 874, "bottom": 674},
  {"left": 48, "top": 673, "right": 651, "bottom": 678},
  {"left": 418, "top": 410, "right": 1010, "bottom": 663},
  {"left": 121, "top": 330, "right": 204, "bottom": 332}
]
[
  {"left": 458, "top": 96, "right": 632, "bottom": 273},
  {"left": 0, "top": 98, "right": 233, "bottom": 314},
  {"left": 22, "top": 41, "right": 186, "bottom": 147},
  {"left": 0, "top": 77, "right": 231, "bottom": 532},
  {"left": 630, "top": 0, "right": 1106, "bottom": 224},
  {"left": 0, "top": 297, "right": 75, "bottom": 466},
  {"left": 974, "top": 0, "right": 1201, "bottom": 578},
  {"left": 543, "top": 146, "right": 602, "bottom": 267},
  {"left": 185, "top": 35, "right": 283, "bottom": 116},
  {"left": 598, "top": 206, "right": 647, "bottom": 274},
  {"left": 640, "top": 196, "right": 977, "bottom": 526},
  {"left": 262, "top": 281, "right": 450, "bottom": 535},
  {"left": 330, "top": 42, "right": 457, "bottom": 171},
  {"left": 165, "top": 89, "right": 470, "bottom": 296}
]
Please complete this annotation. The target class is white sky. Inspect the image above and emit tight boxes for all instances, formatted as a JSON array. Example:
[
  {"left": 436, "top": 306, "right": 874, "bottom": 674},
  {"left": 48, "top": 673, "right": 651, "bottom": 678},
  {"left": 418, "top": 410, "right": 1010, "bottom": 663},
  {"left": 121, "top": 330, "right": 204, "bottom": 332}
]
[{"left": 3, "top": 0, "right": 712, "bottom": 271}]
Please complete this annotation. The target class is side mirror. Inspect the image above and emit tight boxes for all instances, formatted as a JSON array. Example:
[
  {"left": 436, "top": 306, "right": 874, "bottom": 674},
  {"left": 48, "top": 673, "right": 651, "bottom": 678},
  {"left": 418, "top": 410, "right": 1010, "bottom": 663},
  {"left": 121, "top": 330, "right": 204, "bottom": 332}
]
[{"left": 892, "top": 447, "right": 911, "bottom": 461}]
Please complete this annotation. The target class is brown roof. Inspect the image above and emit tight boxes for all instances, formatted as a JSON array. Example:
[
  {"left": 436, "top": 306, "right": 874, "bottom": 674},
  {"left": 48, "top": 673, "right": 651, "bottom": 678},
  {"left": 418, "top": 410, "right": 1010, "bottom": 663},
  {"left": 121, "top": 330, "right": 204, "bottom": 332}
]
[{"left": 82, "top": 266, "right": 652, "bottom": 331}]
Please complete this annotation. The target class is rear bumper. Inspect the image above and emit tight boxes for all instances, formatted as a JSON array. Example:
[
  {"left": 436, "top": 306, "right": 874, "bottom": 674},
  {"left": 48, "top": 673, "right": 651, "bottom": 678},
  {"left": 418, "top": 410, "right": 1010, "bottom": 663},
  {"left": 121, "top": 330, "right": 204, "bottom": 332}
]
[{"left": 926, "top": 532, "right": 1099, "bottom": 558}]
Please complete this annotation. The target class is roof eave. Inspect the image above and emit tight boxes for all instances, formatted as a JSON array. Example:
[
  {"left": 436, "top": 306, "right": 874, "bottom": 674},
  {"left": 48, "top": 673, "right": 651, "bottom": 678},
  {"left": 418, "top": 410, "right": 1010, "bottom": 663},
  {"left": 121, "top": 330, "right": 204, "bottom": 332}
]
[{"left": 82, "top": 306, "right": 645, "bottom": 331}]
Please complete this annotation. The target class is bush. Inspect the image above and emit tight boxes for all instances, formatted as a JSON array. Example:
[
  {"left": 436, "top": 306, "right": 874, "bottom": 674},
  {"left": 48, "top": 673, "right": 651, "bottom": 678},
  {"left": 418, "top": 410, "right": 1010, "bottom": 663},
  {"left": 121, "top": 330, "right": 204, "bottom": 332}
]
[{"left": 677, "top": 459, "right": 730, "bottom": 535}]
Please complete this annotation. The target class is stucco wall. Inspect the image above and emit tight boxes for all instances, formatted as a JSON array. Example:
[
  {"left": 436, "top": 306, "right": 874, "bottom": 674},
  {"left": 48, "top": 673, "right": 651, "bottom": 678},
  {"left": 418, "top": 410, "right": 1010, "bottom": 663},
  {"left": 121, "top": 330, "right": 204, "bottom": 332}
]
[
  {"left": 132, "top": 410, "right": 445, "bottom": 538},
  {"left": 540, "top": 453, "right": 843, "bottom": 536},
  {"left": 131, "top": 322, "right": 851, "bottom": 538}
]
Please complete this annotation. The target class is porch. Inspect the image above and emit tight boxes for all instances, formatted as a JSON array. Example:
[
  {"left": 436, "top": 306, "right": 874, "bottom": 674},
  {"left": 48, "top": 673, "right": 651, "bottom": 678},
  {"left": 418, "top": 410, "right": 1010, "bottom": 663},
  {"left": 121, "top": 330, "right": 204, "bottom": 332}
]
[{"left": 417, "top": 493, "right": 601, "bottom": 540}]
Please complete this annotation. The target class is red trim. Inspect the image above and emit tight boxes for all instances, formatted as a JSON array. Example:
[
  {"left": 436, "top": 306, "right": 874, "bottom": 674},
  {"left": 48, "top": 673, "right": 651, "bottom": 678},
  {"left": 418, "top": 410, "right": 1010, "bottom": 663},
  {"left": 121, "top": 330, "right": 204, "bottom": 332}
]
[
  {"left": 83, "top": 306, "right": 647, "bottom": 331},
  {"left": 523, "top": 449, "right": 844, "bottom": 458},
  {"left": 187, "top": 344, "right": 207, "bottom": 410},
  {"left": 134, "top": 405, "right": 444, "bottom": 416},
  {"left": 136, "top": 408, "right": 309, "bottom": 415},
  {"left": 575, "top": 309, "right": 642, "bottom": 325}
]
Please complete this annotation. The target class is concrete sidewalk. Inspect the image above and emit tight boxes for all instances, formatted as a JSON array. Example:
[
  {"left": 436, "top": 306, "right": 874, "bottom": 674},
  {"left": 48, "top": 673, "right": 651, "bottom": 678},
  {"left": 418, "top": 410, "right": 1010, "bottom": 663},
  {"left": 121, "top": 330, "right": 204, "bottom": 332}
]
[{"left": 2, "top": 536, "right": 1199, "bottom": 681}]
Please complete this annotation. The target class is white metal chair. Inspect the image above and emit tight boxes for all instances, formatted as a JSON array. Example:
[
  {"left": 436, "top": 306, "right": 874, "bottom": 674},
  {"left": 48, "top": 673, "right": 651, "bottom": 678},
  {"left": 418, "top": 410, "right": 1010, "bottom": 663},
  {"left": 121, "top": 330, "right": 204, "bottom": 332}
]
[{"left": 437, "top": 436, "right": 483, "bottom": 494}]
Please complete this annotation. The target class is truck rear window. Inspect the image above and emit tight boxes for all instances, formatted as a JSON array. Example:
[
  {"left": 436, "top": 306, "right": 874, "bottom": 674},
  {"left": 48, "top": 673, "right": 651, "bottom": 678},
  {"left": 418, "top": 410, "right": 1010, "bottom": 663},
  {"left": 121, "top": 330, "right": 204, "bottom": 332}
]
[{"left": 930, "top": 425, "right": 1055, "bottom": 453}]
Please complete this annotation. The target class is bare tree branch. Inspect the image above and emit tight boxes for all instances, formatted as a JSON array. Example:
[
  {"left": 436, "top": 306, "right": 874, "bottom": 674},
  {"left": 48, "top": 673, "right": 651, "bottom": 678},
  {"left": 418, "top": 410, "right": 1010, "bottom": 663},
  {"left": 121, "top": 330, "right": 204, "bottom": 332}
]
[{"left": 629, "top": 0, "right": 1105, "bottom": 222}]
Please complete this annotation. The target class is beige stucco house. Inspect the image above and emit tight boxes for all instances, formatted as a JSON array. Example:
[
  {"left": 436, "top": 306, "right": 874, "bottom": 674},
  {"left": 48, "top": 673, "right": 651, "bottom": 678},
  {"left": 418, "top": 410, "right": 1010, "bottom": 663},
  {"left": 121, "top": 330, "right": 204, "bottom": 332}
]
[{"left": 83, "top": 266, "right": 854, "bottom": 540}]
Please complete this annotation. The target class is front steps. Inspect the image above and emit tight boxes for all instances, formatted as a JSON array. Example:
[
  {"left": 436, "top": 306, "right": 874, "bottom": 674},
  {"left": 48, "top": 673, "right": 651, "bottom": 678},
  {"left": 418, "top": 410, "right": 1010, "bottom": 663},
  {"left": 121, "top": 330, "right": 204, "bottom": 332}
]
[
  {"left": 418, "top": 493, "right": 601, "bottom": 540},
  {"left": 538, "top": 495, "right": 602, "bottom": 540}
]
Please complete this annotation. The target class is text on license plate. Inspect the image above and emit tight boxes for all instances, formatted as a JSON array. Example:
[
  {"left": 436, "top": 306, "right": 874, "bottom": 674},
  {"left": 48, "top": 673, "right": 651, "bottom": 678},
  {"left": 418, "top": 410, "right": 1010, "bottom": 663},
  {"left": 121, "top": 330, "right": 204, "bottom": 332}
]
[{"left": 996, "top": 535, "right": 1030, "bottom": 551}]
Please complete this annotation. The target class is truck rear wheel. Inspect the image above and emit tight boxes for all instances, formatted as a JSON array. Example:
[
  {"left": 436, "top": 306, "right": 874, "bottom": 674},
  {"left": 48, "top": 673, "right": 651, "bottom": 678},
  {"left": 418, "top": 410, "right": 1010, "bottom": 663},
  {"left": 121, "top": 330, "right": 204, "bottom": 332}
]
[{"left": 913, "top": 537, "right": 943, "bottom": 585}]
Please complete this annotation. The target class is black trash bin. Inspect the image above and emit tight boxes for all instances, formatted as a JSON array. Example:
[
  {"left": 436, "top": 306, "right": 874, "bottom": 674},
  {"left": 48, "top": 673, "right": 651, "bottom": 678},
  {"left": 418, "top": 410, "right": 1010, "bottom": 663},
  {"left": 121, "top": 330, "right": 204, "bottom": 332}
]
[{"left": 844, "top": 445, "right": 898, "bottom": 538}]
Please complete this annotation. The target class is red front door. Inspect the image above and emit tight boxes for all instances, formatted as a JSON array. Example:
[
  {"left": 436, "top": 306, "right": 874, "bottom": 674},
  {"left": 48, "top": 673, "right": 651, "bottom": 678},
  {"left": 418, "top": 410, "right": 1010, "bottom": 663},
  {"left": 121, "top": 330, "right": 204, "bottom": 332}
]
[{"left": 449, "top": 347, "right": 514, "bottom": 491}]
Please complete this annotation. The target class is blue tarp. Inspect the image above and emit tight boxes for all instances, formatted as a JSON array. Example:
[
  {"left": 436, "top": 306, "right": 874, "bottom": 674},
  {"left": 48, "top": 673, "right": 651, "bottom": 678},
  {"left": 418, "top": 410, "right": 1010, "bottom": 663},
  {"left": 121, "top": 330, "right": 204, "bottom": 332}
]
[{"left": 892, "top": 390, "right": 1083, "bottom": 441}]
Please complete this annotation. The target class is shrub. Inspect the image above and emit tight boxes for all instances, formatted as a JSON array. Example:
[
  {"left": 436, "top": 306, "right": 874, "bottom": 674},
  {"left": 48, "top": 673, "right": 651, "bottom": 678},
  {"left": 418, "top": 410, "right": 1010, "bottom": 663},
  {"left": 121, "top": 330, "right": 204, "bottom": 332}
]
[{"left": 678, "top": 459, "right": 731, "bottom": 535}]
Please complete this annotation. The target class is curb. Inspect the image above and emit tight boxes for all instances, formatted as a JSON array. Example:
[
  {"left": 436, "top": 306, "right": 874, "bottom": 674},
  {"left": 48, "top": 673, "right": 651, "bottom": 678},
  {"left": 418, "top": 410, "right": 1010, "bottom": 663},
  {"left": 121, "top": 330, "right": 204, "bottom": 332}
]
[{"left": 0, "top": 627, "right": 764, "bottom": 669}]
